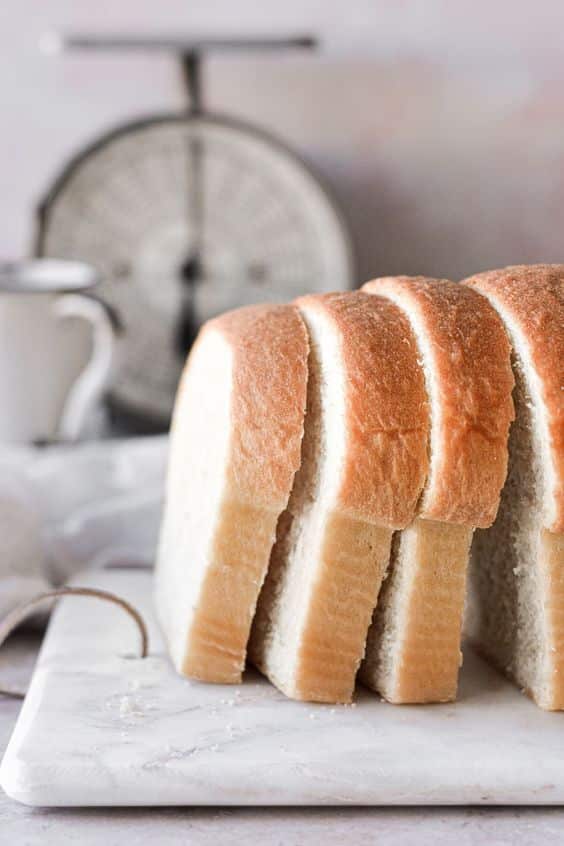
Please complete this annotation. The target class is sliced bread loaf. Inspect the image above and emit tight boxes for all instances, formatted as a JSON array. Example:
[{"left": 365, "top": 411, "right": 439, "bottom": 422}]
[
  {"left": 248, "top": 291, "right": 429, "bottom": 703},
  {"left": 360, "top": 276, "right": 514, "bottom": 703},
  {"left": 155, "top": 304, "right": 308, "bottom": 684},
  {"left": 464, "top": 265, "right": 564, "bottom": 710}
]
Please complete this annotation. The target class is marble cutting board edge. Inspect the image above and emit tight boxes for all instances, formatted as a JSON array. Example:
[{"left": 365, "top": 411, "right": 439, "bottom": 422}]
[{"left": 1, "top": 568, "right": 563, "bottom": 807}]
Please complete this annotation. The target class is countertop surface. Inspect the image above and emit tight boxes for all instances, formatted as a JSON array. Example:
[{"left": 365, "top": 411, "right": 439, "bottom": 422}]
[{"left": 1, "top": 632, "right": 563, "bottom": 845}]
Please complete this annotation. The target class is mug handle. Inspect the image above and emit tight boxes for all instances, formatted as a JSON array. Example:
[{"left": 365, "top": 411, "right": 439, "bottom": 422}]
[{"left": 52, "top": 294, "right": 117, "bottom": 441}]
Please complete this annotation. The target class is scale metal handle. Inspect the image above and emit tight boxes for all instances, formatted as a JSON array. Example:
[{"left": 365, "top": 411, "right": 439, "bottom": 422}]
[{"left": 40, "top": 33, "right": 317, "bottom": 56}]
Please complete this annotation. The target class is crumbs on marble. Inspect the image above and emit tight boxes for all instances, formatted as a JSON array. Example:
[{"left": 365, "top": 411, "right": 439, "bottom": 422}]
[{"left": 119, "top": 695, "right": 144, "bottom": 718}]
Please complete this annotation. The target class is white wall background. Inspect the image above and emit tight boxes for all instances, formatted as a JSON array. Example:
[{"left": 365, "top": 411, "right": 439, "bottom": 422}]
[{"left": 3, "top": 0, "right": 564, "bottom": 281}]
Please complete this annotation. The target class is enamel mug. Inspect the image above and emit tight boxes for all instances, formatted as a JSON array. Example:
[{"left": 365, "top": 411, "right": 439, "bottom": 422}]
[{"left": 0, "top": 259, "right": 115, "bottom": 443}]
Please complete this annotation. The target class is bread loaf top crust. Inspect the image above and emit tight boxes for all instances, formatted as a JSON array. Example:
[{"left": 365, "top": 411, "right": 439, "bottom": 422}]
[
  {"left": 190, "top": 304, "right": 309, "bottom": 511},
  {"left": 295, "top": 291, "right": 430, "bottom": 529},
  {"left": 363, "top": 276, "right": 514, "bottom": 528},
  {"left": 465, "top": 264, "right": 564, "bottom": 533}
]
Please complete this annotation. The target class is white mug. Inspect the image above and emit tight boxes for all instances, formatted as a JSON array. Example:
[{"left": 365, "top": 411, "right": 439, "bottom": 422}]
[{"left": 0, "top": 259, "right": 116, "bottom": 443}]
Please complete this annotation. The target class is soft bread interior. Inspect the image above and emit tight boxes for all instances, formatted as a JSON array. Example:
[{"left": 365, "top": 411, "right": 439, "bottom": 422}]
[
  {"left": 155, "top": 329, "right": 233, "bottom": 673},
  {"left": 248, "top": 305, "right": 347, "bottom": 697},
  {"left": 466, "top": 306, "right": 563, "bottom": 709},
  {"left": 361, "top": 519, "right": 472, "bottom": 702}
]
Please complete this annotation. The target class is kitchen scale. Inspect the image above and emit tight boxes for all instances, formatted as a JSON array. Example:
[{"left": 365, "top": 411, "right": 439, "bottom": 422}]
[{"left": 35, "top": 34, "right": 355, "bottom": 430}]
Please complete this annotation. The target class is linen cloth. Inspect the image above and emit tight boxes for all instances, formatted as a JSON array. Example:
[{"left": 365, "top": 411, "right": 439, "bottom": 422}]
[{"left": 0, "top": 436, "right": 167, "bottom": 621}]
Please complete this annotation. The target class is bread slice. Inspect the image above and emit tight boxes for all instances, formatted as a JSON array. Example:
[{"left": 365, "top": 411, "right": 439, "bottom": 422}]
[
  {"left": 155, "top": 304, "right": 308, "bottom": 684},
  {"left": 360, "top": 276, "right": 514, "bottom": 703},
  {"left": 248, "top": 291, "right": 429, "bottom": 703},
  {"left": 463, "top": 265, "right": 564, "bottom": 710}
]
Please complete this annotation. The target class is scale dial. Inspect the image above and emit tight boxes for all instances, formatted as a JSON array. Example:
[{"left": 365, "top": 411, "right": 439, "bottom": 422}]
[{"left": 38, "top": 115, "right": 354, "bottom": 425}]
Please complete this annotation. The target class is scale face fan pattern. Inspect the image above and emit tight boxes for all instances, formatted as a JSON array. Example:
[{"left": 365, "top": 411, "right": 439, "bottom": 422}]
[{"left": 38, "top": 118, "right": 354, "bottom": 423}]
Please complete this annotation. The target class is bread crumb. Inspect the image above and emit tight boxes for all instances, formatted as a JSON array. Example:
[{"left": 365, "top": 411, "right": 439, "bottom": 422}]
[{"left": 119, "top": 695, "right": 143, "bottom": 718}]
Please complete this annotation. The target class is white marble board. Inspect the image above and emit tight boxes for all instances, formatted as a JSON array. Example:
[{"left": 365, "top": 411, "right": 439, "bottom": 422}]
[{"left": 1, "top": 569, "right": 563, "bottom": 807}]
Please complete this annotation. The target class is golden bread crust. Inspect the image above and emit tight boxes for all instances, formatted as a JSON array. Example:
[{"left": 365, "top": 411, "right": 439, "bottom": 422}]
[
  {"left": 296, "top": 291, "right": 430, "bottom": 529},
  {"left": 363, "top": 276, "right": 515, "bottom": 528},
  {"left": 464, "top": 264, "right": 564, "bottom": 533},
  {"left": 208, "top": 304, "right": 310, "bottom": 509}
]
